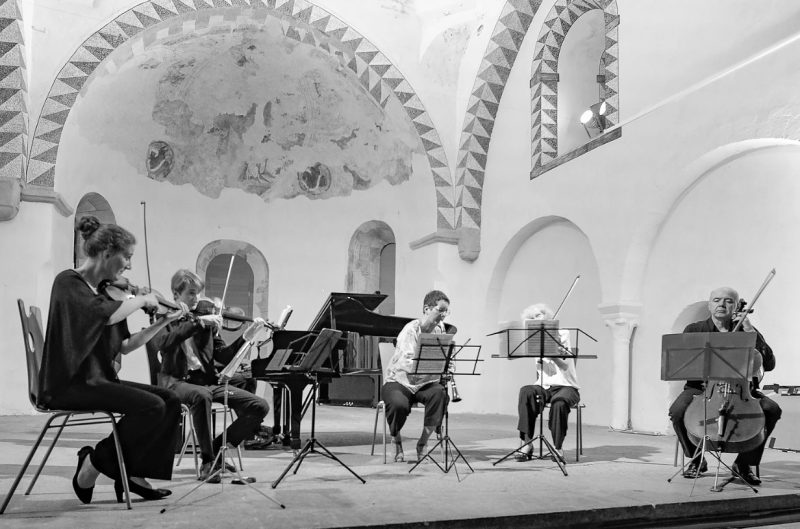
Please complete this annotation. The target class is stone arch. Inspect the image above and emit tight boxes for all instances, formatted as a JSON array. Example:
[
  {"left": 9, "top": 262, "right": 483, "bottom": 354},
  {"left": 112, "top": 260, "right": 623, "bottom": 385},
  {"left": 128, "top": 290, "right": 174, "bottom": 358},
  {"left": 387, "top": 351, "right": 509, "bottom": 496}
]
[
  {"left": 530, "top": 0, "right": 619, "bottom": 172},
  {"left": 73, "top": 192, "right": 115, "bottom": 267},
  {"left": 485, "top": 214, "right": 601, "bottom": 320},
  {"left": 618, "top": 138, "right": 800, "bottom": 304},
  {"left": 346, "top": 220, "right": 396, "bottom": 313},
  {"left": 26, "top": 0, "right": 455, "bottom": 230},
  {"left": 196, "top": 239, "right": 269, "bottom": 319}
]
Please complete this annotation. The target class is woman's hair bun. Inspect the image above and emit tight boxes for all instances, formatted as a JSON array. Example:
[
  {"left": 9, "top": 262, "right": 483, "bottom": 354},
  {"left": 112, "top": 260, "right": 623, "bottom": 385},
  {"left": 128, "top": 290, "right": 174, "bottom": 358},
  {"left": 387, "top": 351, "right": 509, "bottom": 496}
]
[{"left": 76, "top": 215, "right": 101, "bottom": 239}]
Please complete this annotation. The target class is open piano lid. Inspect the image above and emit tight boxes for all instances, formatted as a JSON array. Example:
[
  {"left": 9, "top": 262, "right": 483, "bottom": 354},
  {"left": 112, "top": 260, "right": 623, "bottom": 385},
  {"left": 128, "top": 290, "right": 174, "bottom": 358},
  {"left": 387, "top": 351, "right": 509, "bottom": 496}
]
[{"left": 308, "top": 292, "right": 412, "bottom": 337}]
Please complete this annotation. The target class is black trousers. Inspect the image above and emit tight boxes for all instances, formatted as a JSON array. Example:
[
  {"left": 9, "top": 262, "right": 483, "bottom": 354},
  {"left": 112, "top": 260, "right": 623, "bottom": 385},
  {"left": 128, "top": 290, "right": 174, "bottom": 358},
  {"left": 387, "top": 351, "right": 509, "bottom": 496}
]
[
  {"left": 48, "top": 379, "right": 180, "bottom": 481},
  {"left": 382, "top": 381, "right": 448, "bottom": 438},
  {"left": 669, "top": 386, "right": 782, "bottom": 466},
  {"left": 162, "top": 377, "right": 269, "bottom": 461},
  {"left": 517, "top": 385, "right": 580, "bottom": 450}
]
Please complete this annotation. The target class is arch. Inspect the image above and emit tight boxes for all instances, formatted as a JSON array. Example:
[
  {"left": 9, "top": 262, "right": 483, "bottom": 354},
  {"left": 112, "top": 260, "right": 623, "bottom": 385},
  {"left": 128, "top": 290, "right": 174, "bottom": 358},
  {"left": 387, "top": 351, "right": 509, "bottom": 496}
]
[
  {"left": 485, "top": 215, "right": 601, "bottom": 321},
  {"left": 530, "top": 0, "right": 619, "bottom": 171},
  {"left": 618, "top": 138, "right": 800, "bottom": 303},
  {"left": 196, "top": 239, "right": 269, "bottom": 319},
  {"left": 73, "top": 192, "right": 115, "bottom": 267},
  {"left": 346, "top": 220, "right": 396, "bottom": 313},
  {"left": 454, "top": 0, "right": 544, "bottom": 234},
  {"left": 26, "top": 0, "right": 455, "bottom": 230}
]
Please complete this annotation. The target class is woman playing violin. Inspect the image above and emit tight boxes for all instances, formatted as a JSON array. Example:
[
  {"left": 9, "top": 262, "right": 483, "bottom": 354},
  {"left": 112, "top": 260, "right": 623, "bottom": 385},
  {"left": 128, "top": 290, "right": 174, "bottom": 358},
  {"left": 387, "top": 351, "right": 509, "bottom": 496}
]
[
  {"left": 39, "top": 216, "right": 185, "bottom": 505},
  {"left": 668, "top": 286, "right": 781, "bottom": 486}
]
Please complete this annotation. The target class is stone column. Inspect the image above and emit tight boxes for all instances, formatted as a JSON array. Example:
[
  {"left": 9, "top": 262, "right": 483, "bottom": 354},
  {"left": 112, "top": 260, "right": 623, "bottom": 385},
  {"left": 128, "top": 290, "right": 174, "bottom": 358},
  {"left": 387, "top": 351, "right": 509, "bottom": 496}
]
[{"left": 599, "top": 303, "right": 642, "bottom": 431}]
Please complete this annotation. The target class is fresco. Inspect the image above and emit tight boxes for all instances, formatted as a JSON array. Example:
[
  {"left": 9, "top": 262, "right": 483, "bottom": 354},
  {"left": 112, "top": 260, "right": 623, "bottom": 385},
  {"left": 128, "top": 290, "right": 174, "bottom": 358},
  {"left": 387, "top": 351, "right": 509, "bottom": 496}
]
[{"left": 78, "top": 18, "right": 420, "bottom": 202}]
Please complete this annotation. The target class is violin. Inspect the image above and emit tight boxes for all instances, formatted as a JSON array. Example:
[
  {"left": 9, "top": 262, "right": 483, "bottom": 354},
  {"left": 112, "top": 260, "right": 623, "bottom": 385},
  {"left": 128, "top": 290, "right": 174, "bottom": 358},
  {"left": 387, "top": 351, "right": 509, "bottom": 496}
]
[
  {"left": 99, "top": 277, "right": 184, "bottom": 317},
  {"left": 192, "top": 298, "right": 255, "bottom": 332}
]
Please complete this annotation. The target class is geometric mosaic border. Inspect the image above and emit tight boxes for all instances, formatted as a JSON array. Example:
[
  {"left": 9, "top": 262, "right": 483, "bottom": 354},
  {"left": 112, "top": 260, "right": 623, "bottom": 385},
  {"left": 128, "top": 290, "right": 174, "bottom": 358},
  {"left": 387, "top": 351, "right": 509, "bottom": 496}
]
[
  {"left": 531, "top": 0, "right": 619, "bottom": 171},
  {"left": 454, "top": 0, "right": 619, "bottom": 234},
  {"left": 0, "top": 0, "right": 26, "bottom": 180},
  {"left": 455, "top": 0, "right": 544, "bottom": 232},
  {"left": 26, "top": 0, "right": 456, "bottom": 230}
]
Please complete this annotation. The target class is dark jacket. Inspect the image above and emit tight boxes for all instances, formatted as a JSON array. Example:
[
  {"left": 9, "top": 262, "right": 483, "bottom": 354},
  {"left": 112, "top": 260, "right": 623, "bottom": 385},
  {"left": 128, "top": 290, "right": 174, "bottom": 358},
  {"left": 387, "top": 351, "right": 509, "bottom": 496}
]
[
  {"left": 150, "top": 319, "right": 245, "bottom": 386},
  {"left": 683, "top": 317, "right": 774, "bottom": 391}
]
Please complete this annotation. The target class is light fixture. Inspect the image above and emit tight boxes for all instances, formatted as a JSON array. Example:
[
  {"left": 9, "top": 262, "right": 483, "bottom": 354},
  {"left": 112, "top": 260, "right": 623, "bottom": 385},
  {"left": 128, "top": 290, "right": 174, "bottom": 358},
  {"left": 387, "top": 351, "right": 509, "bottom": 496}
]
[{"left": 579, "top": 101, "right": 608, "bottom": 138}]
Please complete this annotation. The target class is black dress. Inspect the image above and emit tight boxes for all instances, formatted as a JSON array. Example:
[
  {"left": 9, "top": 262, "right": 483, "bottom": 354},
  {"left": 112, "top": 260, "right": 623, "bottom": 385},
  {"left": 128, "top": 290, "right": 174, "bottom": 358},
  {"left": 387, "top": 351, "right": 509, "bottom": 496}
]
[{"left": 39, "top": 270, "right": 180, "bottom": 481}]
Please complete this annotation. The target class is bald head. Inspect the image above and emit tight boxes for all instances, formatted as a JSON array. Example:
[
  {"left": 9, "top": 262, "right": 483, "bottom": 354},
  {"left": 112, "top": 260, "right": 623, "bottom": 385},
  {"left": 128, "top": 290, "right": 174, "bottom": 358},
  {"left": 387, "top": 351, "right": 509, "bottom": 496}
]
[{"left": 708, "top": 286, "right": 739, "bottom": 324}]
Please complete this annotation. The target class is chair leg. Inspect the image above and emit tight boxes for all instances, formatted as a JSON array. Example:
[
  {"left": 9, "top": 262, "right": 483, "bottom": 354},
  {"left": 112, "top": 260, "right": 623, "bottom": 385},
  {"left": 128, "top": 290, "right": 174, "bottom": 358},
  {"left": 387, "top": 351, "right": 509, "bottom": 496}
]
[
  {"left": 371, "top": 401, "right": 382, "bottom": 456},
  {"left": 383, "top": 406, "right": 387, "bottom": 465},
  {"left": 108, "top": 415, "right": 131, "bottom": 510},
  {"left": 25, "top": 413, "right": 70, "bottom": 494},
  {"left": 575, "top": 406, "right": 581, "bottom": 462},
  {"left": 1, "top": 414, "right": 60, "bottom": 514}
]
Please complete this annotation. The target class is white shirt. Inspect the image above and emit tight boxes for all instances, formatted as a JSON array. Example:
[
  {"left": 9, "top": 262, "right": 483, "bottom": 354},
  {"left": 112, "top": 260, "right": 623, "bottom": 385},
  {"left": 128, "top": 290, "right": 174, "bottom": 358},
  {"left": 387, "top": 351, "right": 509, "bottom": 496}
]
[
  {"left": 535, "top": 329, "right": 580, "bottom": 389},
  {"left": 385, "top": 319, "right": 444, "bottom": 393}
]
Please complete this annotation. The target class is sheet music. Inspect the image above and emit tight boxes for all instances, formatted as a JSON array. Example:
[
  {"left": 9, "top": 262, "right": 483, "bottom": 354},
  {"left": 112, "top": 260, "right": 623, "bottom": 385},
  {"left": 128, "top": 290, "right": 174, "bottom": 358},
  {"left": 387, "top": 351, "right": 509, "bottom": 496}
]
[{"left": 413, "top": 333, "right": 453, "bottom": 374}]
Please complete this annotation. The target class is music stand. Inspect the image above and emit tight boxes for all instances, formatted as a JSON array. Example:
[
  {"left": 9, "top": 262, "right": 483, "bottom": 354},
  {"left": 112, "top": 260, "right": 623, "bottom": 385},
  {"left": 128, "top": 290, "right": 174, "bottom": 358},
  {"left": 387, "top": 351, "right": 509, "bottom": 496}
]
[
  {"left": 164, "top": 334, "right": 285, "bottom": 513},
  {"left": 489, "top": 323, "right": 597, "bottom": 475},
  {"left": 662, "top": 331, "right": 759, "bottom": 494},
  {"left": 271, "top": 329, "right": 366, "bottom": 488},
  {"left": 407, "top": 336, "right": 481, "bottom": 478}
]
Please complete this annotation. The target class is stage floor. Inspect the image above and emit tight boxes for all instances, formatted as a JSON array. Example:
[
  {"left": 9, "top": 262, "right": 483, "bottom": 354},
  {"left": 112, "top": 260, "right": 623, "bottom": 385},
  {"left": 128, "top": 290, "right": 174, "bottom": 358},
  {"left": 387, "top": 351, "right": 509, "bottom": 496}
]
[{"left": 2, "top": 405, "right": 800, "bottom": 528}]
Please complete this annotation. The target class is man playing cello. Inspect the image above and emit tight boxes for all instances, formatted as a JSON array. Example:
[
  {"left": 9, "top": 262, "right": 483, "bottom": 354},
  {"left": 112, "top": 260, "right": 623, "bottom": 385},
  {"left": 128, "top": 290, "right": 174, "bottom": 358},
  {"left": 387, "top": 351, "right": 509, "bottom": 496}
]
[{"left": 669, "top": 286, "right": 781, "bottom": 485}]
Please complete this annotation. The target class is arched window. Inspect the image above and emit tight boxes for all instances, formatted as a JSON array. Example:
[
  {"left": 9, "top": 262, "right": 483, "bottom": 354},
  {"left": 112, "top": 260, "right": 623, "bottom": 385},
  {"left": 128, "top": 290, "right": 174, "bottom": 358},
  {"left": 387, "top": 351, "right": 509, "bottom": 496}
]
[
  {"left": 204, "top": 253, "right": 255, "bottom": 320},
  {"left": 531, "top": 0, "right": 620, "bottom": 178},
  {"left": 73, "top": 193, "right": 115, "bottom": 267},
  {"left": 346, "top": 221, "right": 397, "bottom": 314}
]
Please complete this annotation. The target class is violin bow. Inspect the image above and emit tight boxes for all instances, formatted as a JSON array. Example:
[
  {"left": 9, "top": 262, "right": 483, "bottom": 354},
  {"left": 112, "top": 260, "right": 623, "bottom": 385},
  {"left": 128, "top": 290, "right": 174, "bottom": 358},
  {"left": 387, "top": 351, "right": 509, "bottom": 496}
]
[
  {"left": 553, "top": 274, "right": 580, "bottom": 319},
  {"left": 140, "top": 201, "right": 152, "bottom": 293},
  {"left": 732, "top": 268, "right": 776, "bottom": 332}
]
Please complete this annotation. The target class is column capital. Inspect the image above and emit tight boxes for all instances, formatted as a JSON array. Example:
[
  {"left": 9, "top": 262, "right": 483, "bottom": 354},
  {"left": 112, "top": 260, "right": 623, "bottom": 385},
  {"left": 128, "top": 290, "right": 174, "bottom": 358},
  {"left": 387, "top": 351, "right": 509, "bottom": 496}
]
[{"left": 598, "top": 302, "right": 642, "bottom": 329}]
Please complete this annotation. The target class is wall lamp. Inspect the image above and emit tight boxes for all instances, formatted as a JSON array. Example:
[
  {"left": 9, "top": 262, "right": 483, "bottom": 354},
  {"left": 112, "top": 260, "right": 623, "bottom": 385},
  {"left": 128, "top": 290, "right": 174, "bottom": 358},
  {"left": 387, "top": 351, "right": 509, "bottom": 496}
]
[{"left": 579, "top": 101, "right": 608, "bottom": 138}]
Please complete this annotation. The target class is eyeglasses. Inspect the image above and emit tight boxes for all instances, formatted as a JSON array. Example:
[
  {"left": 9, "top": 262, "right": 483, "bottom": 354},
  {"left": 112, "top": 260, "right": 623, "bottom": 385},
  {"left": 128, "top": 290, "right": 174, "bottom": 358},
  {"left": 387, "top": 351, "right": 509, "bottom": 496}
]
[{"left": 427, "top": 306, "right": 450, "bottom": 316}]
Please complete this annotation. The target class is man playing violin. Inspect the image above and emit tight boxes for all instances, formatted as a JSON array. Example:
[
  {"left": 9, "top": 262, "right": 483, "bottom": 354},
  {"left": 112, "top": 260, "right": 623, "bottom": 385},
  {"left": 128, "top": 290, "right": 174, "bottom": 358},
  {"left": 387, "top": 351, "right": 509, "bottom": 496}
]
[
  {"left": 669, "top": 286, "right": 781, "bottom": 485},
  {"left": 149, "top": 269, "right": 270, "bottom": 482}
]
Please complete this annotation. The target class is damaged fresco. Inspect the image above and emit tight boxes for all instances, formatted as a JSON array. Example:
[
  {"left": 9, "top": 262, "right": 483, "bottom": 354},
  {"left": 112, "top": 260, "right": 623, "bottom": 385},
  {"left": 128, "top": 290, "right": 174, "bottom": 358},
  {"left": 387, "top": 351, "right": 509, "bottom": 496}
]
[{"left": 132, "top": 19, "right": 420, "bottom": 201}]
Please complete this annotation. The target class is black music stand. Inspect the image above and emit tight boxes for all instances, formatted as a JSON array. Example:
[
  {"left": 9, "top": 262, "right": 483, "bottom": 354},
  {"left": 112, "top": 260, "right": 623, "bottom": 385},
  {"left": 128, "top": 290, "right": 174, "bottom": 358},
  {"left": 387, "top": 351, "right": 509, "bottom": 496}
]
[
  {"left": 489, "top": 323, "right": 597, "bottom": 476},
  {"left": 407, "top": 336, "right": 481, "bottom": 478},
  {"left": 271, "top": 329, "right": 366, "bottom": 488},
  {"left": 662, "top": 332, "right": 759, "bottom": 494}
]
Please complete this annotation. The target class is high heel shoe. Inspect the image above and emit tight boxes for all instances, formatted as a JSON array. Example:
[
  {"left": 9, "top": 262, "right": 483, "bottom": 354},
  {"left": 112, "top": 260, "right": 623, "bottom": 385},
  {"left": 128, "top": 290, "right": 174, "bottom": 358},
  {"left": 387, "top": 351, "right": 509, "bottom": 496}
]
[
  {"left": 114, "top": 479, "right": 172, "bottom": 503},
  {"left": 72, "top": 446, "right": 95, "bottom": 504}
]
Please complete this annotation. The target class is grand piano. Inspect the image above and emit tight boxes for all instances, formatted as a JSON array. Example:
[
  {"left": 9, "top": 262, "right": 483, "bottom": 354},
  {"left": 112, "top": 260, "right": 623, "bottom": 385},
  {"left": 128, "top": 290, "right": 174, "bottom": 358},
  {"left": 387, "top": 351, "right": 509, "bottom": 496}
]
[{"left": 251, "top": 292, "right": 412, "bottom": 447}]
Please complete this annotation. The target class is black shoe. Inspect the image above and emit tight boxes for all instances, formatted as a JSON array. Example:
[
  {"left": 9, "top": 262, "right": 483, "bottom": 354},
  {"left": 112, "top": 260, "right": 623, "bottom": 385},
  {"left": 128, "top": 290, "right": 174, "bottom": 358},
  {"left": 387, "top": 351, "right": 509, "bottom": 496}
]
[
  {"left": 732, "top": 463, "right": 761, "bottom": 486},
  {"left": 114, "top": 479, "right": 171, "bottom": 503},
  {"left": 72, "top": 446, "right": 94, "bottom": 504},
  {"left": 198, "top": 462, "right": 221, "bottom": 484},
  {"left": 682, "top": 458, "right": 708, "bottom": 478}
]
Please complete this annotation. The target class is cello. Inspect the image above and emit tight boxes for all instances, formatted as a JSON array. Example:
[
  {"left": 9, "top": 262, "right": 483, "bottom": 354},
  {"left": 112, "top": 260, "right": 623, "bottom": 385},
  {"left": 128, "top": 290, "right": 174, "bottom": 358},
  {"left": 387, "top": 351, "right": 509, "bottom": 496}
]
[{"left": 683, "top": 270, "right": 776, "bottom": 454}]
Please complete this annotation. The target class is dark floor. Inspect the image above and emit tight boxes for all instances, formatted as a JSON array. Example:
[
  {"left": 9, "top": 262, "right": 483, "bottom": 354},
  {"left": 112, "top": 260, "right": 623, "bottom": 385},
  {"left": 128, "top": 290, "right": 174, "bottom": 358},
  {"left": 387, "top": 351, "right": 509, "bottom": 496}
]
[{"left": 2, "top": 405, "right": 800, "bottom": 528}]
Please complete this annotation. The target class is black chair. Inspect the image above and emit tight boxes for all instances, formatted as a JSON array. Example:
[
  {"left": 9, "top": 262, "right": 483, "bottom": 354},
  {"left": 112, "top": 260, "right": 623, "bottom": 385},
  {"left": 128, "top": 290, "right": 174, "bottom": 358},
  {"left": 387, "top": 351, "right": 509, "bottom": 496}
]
[{"left": 1, "top": 300, "right": 131, "bottom": 513}]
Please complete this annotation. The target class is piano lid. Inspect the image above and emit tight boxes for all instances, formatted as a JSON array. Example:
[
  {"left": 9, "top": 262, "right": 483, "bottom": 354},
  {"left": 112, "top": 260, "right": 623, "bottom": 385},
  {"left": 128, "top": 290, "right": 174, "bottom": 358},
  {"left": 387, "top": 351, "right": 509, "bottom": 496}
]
[{"left": 308, "top": 292, "right": 412, "bottom": 337}]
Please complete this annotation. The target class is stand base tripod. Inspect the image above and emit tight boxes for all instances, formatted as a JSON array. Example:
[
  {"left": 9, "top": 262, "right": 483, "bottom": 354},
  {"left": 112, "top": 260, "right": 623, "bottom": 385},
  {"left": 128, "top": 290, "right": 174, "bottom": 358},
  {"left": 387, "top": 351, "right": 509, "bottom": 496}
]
[
  {"left": 271, "top": 437, "right": 366, "bottom": 488},
  {"left": 667, "top": 436, "right": 758, "bottom": 495},
  {"left": 408, "top": 431, "right": 474, "bottom": 479},
  {"left": 271, "top": 377, "right": 366, "bottom": 488},
  {"left": 493, "top": 434, "right": 568, "bottom": 476}
]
